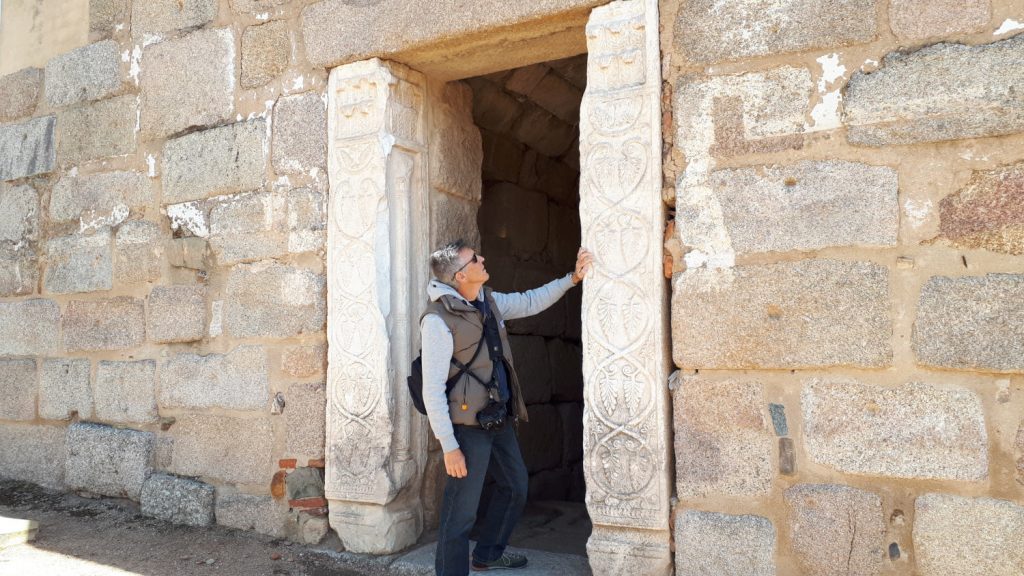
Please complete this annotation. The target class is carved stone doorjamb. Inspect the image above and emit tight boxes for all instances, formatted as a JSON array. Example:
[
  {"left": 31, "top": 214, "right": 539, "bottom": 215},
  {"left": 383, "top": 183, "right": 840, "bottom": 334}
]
[
  {"left": 579, "top": 0, "right": 673, "bottom": 573},
  {"left": 325, "top": 58, "right": 430, "bottom": 554}
]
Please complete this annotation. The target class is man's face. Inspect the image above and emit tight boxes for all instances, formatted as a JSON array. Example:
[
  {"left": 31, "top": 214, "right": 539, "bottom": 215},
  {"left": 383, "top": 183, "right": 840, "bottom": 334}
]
[{"left": 454, "top": 247, "right": 488, "bottom": 285}]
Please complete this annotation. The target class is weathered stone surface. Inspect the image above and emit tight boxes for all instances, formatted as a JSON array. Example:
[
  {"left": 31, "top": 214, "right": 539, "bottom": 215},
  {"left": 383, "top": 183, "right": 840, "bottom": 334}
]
[
  {"left": 51, "top": 171, "right": 153, "bottom": 223},
  {"left": 803, "top": 378, "right": 987, "bottom": 480},
  {"left": 556, "top": 401, "right": 583, "bottom": 465},
  {"left": 0, "top": 68, "right": 42, "bottom": 122},
  {"left": 132, "top": 0, "right": 218, "bottom": 37},
  {"left": 481, "top": 131, "right": 525, "bottom": 183},
  {"left": 1016, "top": 422, "right": 1024, "bottom": 484},
  {"left": 0, "top": 244, "right": 37, "bottom": 297},
  {"left": 674, "top": 377, "right": 772, "bottom": 497},
  {"left": 241, "top": 21, "right": 290, "bottom": 89},
  {"left": 286, "top": 382, "right": 326, "bottom": 458},
  {"left": 914, "top": 493, "right": 1024, "bottom": 576},
  {"left": 675, "top": 0, "right": 876, "bottom": 64},
  {"left": 468, "top": 78, "right": 523, "bottom": 134},
  {"left": 518, "top": 404, "right": 561, "bottom": 473},
  {"left": 230, "top": 0, "right": 290, "bottom": 14},
  {"left": 706, "top": 161, "right": 898, "bottom": 253},
  {"left": 170, "top": 415, "right": 273, "bottom": 485},
  {"left": 148, "top": 285, "right": 206, "bottom": 343},
  {"left": 0, "top": 184, "right": 39, "bottom": 242},
  {"left": 0, "top": 424, "right": 66, "bottom": 487},
  {"left": 167, "top": 237, "right": 209, "bottom": 270},
  {"left": 215, "top": 492, "right": 287, "bottom": 537},
  {"left": 785, "top": 484, "right": 885, "bottom": 576},
  {"left": 225, "top": 262, "right": 324, "bottom": 338},
  {"left": 675, "top": 510, "right": 775, "bottom": 576},
  {"left": 512, "top": 104, "right": 575, "bottom": 158},
  {"left": 846, "top": 36, "right": 1024, "bottom": 146},
  {"left": 115, "top": 221, "right": 165, "bottom": 284},
  {"left": 430, "top": 191, "right": 480, "bottom": 250},
  {"left": 548, "top": 339, "right": 583, "bottom": 402},
  {"left": 0, "top": 360, "right": 37, "bottom": 421},
  {"left": 0, "top": 116, "right": 55, "bottom": 181},
  {"left": 938, "top": 162, "right": 1024, "bottom": 255},
  {"left": 0, "top": 299, "right": 60, "bottom": 355},
  {"left": 674, "top": 260, "right": 891, "bottom": 368},
  {"left": 90, "top": 0, "right": 129, "bottom": 37},
  {"left": 287, "top": 188, "right": 325, "bottom": 254},
  {"left": 913, "top": 274, "right": 1024, "bottom": 371},
  {"left": 44, "top": 229, "right": 113, "bottom": 294},
  {"left": 159, "top": 345, "right": 268, "bottom": 410},
  {"left": 95, "top": 360, "right": 158, "bottom": 424},
  {"left": 141, "top": 473, "right": 215, "bottom": 527},
  {"left": 140, "top": 28, "right": 235, "bottom": 139},
  {"left": 272, "top": 92, "right": 327, "bottom": 175},
  {"left": 65, "top": 422, "right": 153, "bottom": 500},
  {"left": 509, "top": 335, "right": 551, "bottom": 405},
  {"left": 39, "top": 358, "right": 92, "bottom": 421},
  {"left": 44, "top": 40, "right": 121, "bottom": 107},
  {"left": 282, "top": 344, "right": 325, "bottom": 378},
  {"left": 63, "top": 297, "right": 145, "bottom": 351},
  {"left": 890, "top": 0, "right": 990, "bottom": 41},
  {"left": 208, "top": 191, "right": 286, "bottom": 264},
  {"left": 163, "top": 119, "right": 267, "bottom": 204},
  {"left": 478, "top": 183, "right": 548, "bottom": 256},
  {"left": 429, "top": 83, "right": 483, "bottom": 202},
  {"left": 58, "top": 94, "right": 137, "bottom": 165}
]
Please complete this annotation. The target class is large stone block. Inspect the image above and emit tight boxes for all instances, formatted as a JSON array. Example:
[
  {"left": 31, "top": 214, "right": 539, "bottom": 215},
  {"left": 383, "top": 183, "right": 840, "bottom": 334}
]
[
  {"left": 115, "top": 221, "right": 165, "bottom": 284},
  {"left": 0, "top": 116, "right": 55, "bottom": 181},
  {"left": 705, "top": 161, "right": 898, "bottom": 253},
  {"left": 430, "top": 83, "right": 483, "bottom": 202},
  {"left": 140, "top": 28, "right": 235, "bottom": 139},
  {"left": 272, "top": 92, "right": 327, "bottom": 175},
  {"left": 282, "top": 344, "right": 325, "bottom": 378},
  {"left": 286, "top": 382, "right": 326, "bottom": 458},
  {"left": 478, "top": 183, "right": 549, "bottom": 256},
  {"left": 803, "top": 379, "right": 987, "bottom": 480},
  {"left": 913, "top": 274, "right": 1024, "bottom": 371},
  {"left": 517, "top": 403, "right": 561, "bottom": 473},
  {"left": 162, "top": 119, "right": 267, "bottom": 204},
  {"left": 846, "top": 36, "right": 1024, "bottom": 146},
  {"left": 673, "top": 260, "right": 892, "bottom": 368},
  {"left": 0, "top": 244, "right": 37, "bottom": 297},
  {"left": 674, "top": 0, "right": 876, "bottom": 64},
  {"left": 208, "top": 190, "right": 286, "bottom": 264},
  {"left": 287, "top": 188, "right": 325, "bottom": 254},
  {"left": 241, "top": 21, "right": 290, "bottom": 89},
  {"left": 159, "top": 345, "right": 268, "bottom": 411},
  {"left": 0, "top": 424, "right": 66, "bottom": 488},
  {"left": 90, "top": 0, "right": 129, "bottom": 37},
  {"left": 148, "top": 285, "right": 206, "bottom": 343},
  {"left": 214, "top": 491, "right": 287, "bottom": 537},
  {"left": 63, "top": 297, "right": 146, "bottom": 352},
  {"left": 0, "top": 183, "right": 39, "bottom": 242},
  {"left": 132, "top": 0, "right": 218, "bottom": 37},
  {"left": 673, "top": 377, "right": 773, "bottom": 497},
  {"left": 914, "top": 494, "right": 1024, "bottom": 576},
  {"left": 0, "top": 360, "right": 37, "bottom": 421},
  {"left": 430, "top": 191, "right": 480, "bottom": 250},
  {"left": 480, "top": 131, "right": 525, "bottom": 183},
  {"left": 95, "top": 360, "right": 158, "bottom": 424},
  {"left": 39, "top": 358, "right": 92, "bottom": 421},
  {"left": 468, "top": 78, "right": 523, "bottom": 134},
  {"left": 44, "top": 229, "right": 113, "bottom": 294},
  {"left": 548, "top": 339, "right": 583, "bottom": 402},
  {"left": 225, "top": 262, "right": 324, "bottom": 338},
  {"left": 889, "top": 0, "right": 990, "bottom": 41},
  {"left": 0, "top": 68, "right": 42, "bottom": 122},
  {"left": 44, "top": 40, "right": 121, "bottom": 108},
  {"left": 937, "top": 162, "right": 1024, "bottom": 255},
  {"left": 169, "top": 415, "right": 273, "bottom": 485},
  {"left": 58, "top": 94, "right": 137, "bottom": 165},
  {"left": 65, "top": 422, "right": 153, "bottom": 500},
  {"left": 50, "top": 171, "right": 153, "bottom": 224},
  {"left": 509, "top": 335, "right": 551, "bottom": 405},
  {"left": 141, "top": 473, "right": 215, "bottom": 527},
  {"left": 0, "top": 299, "right": 60, "bottom": 355},
  {"left": 675, "top": 510, "right": 775, "bottom": 576},
  {"left": 230, "top": 0, "right": 290, "bottom": 14},
  {"left": 512, "top": 104, "right": 575, "bottom": 158},
  {"left": 785, "top": 484, "right": 885, "bottom": 576}
]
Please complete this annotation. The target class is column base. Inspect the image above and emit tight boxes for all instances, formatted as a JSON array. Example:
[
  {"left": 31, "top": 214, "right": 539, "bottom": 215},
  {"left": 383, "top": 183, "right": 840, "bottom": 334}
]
[
  {"left": 328, "top": 499, "right": 421, "bottom": 554},
  {"left": 587, "top": 526, "right": 672, "bottom": 576}
]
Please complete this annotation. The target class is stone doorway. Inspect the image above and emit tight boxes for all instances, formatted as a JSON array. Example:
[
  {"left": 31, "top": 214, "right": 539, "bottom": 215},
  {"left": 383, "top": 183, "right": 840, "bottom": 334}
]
[{"left": 324, "top": 1, "right": 672, "bottom": 573}]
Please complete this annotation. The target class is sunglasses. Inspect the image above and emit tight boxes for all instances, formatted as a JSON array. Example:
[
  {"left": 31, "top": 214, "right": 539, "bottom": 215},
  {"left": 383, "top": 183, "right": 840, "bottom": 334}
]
[{"left": 452, "top": 253, "right": 478, "bottom": 280}]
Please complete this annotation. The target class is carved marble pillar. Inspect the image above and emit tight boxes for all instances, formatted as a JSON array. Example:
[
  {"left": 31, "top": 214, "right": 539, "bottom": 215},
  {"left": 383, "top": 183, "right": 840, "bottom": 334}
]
[
  {"left": 325, "top": 58, "right": 430, "bottom": 554},
  {"left": 579, "top": 1, "right": 673, "bottom": 573}
]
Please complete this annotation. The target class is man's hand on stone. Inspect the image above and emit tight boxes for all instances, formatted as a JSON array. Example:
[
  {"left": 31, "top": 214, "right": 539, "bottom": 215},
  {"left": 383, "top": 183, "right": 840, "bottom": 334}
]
[
  {"left": 572, "top": 247, "right": 593, "bottom": 285},
  {"left": 444, "top": 448, "right": 467, "bottom": 478}
]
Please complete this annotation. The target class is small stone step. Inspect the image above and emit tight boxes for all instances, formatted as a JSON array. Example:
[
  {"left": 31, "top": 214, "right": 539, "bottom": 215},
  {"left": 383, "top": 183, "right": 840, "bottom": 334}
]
[{"left": 0, "top": 516, "right": 38, "bottom": 549}]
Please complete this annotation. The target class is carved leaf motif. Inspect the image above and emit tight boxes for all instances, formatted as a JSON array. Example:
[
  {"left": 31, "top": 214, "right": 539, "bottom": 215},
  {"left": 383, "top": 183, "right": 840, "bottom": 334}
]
[
  {"left": 622, "top": 363, "right": 643, "bottom": 416},
  {"left": 599, "top": 377, "right": 618, "bottom": 415}
]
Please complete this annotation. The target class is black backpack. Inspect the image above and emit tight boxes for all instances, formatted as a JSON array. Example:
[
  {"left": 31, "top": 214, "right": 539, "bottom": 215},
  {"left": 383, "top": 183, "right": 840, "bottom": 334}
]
[{"left": 407, "top": 335, "right": 486, "bottom": 415}]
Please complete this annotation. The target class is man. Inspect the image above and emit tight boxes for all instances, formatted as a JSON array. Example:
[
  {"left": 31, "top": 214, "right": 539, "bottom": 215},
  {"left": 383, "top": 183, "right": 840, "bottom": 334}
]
[{"left": 422, "top": 240, "right": 592, "bottom": 575}]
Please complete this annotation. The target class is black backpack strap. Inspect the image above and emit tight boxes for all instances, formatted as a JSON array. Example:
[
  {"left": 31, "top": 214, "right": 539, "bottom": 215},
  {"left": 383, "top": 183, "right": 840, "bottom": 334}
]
[{"left": 444, "top": 334, "right": 490, "bottom": 392}]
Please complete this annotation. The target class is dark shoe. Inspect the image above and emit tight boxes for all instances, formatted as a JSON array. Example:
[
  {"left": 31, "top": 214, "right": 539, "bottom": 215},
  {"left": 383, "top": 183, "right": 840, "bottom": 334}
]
[{"left": 471, "top": 551, "right": 528, "bottom": 571}]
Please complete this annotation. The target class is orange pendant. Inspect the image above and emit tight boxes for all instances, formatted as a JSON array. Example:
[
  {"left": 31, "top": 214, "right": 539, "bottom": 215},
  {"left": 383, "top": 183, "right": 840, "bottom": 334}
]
[{"left": 461, "top": 403, "right": 468, "bottom": 411}]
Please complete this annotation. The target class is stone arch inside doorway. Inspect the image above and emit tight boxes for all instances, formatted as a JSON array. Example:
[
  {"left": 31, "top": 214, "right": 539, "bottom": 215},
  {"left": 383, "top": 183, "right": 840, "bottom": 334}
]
[{"left": 324, "top": 1, "right": 672, "bottom": 573}]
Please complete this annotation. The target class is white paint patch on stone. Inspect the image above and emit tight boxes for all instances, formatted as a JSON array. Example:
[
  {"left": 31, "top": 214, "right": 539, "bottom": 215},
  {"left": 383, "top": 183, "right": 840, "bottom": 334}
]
[
  {"left": 166, "top": 202, "right": 209, "bottom": 238},
  {"left": 209, "top": 300, "right": 223, "bottom": 337},
  {"left": 256, "top": 12, "right": 270, "bottom": 20},
  {"left": 994, "top": 19, "right": 1024, "bottom": 35},
  {"left": 904, "top": 198, "right": 932, "bottom": 228},
  {"left": 146, "top": 154, "right": 156, "bottom": 177},
  {"left": 806, "top": 54, "right": 847, "bottom": 132},
  {"left": 291, "top": 76, "right": 304, "bottom": 91},
  {"left": 860, "top": 58, "right": 880, "bottom": 72},
  {"left": 128, "top": 45, "right": 143, "bottom": 85},
  {"left": 80, "top": 205, "right": 129, "bottom": 233}
]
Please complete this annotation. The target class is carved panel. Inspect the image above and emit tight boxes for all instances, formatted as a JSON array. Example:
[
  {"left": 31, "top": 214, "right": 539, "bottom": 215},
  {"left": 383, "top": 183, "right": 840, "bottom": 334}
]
[{"left": 580, "top": 0, "right": 670, "bottom": 537}]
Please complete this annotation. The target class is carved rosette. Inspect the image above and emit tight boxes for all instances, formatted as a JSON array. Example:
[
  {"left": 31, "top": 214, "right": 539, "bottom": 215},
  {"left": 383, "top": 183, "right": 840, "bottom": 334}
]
[
  {"left": 580, "top": 0, "right": 671, "bottom": 563},
  {"left": 326, "top": 59, "right": 425, "bottom": 508}
]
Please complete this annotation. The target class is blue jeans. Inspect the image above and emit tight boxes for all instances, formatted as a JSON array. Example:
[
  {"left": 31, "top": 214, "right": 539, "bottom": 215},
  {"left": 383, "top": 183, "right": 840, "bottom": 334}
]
[{"left": 435, "top": 424, "right": 528, "bottom": 576}]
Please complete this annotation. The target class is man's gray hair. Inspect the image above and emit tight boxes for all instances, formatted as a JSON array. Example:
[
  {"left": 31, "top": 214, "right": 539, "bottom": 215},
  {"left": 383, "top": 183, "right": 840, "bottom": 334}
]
[{"left": 430, "top": 239, "right": 468, "bottom": 286}]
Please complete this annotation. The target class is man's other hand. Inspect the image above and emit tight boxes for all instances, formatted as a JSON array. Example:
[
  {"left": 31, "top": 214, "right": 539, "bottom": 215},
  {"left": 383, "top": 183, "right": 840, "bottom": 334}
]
[{"left": 444, "top": 448, "right": 467, "bottom": 478}]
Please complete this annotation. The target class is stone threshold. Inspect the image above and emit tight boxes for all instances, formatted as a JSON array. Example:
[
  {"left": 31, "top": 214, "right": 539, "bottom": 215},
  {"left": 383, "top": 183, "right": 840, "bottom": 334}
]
[{"left": 309, "top": 542, "right": 592, "bottom": 576}]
